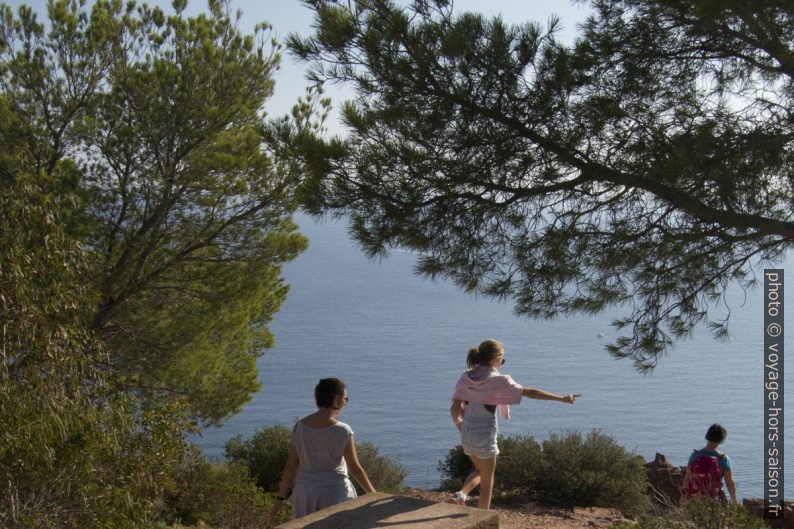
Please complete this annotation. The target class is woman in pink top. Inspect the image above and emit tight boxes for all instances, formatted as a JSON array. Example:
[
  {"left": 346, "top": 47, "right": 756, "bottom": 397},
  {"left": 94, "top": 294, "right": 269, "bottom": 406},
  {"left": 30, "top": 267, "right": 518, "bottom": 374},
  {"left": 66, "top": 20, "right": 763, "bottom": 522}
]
[{"left": 450, "top": 339, "right": 578, "bottom": 509}]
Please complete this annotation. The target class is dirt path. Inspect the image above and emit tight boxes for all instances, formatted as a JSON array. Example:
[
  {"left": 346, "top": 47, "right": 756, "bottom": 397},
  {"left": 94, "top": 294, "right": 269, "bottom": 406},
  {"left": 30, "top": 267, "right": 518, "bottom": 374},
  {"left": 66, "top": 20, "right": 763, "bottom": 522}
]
[{"left": 400, "top": 488, "right": 629, "bottom": 529}]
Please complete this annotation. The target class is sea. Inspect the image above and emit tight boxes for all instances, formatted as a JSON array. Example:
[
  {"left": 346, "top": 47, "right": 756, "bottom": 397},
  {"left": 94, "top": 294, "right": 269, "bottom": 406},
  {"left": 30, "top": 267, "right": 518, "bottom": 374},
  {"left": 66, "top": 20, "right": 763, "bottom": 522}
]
[{"left": 194, "top": 213, "right": 792, "bottom": 500}]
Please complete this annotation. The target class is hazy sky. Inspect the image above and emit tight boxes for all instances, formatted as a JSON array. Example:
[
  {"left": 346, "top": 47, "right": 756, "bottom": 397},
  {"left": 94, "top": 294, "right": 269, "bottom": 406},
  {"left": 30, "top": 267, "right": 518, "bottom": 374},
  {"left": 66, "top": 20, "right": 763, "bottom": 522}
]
[{"left": 4, "top": 0, "right": 592, "bottom": 133}]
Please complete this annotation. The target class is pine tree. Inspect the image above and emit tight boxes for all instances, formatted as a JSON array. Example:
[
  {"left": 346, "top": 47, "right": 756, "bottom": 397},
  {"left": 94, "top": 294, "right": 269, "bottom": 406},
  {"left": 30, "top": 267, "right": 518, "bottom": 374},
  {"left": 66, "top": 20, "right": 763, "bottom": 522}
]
[
  {"left": 1, "top": 0, "right": 308, "bottom": 421},
  {"left": 274, "top": 0, "right": 794, "bottom": 371}
]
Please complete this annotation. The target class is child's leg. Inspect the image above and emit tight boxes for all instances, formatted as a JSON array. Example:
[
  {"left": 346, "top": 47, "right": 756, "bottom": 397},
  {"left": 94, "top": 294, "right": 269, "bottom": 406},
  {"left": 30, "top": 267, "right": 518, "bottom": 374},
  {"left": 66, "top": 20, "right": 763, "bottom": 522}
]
[
  {"left": 469, "top": 455, "right": 497, "bottom": 509},
  {"left": 460, "top": 468, "right": 480, "bottom": 496}
]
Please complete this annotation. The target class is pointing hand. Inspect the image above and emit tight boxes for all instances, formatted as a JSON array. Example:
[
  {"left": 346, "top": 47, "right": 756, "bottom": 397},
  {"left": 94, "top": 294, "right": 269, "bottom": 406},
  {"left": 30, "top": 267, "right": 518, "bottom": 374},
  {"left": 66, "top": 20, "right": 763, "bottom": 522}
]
[{"left": 562, "top": 394, "right": 580, "bottom": 404}]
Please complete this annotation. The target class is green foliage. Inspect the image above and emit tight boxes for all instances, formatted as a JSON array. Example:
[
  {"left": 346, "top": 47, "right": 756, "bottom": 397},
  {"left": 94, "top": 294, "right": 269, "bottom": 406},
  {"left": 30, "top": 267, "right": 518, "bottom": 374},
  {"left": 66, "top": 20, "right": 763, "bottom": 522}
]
[
  {"left": 164, "top": 445, "right": 290, "bottom": 529},
  {"left": 438, "top": 444, "right": 474, "bottom": 492},
  {"left": 539, "top": 430, "right": 650, "bottom": 515},
  {"left": 354, "top": 441, "right": 408, "bottom": 494},
  {"left": 0, "top": 0, "right": 313, "bottom": 525},
  {"left": 439, "top": 431, "right": 649, "bottom": 514},
  {"left": 278, "top": 0, "right": 794, "bottom": 371},
  {"left": 225, "top": 424, "right": 407, "bottom": 494},
  {"left": 438, "top": 435, "right": 542, "bottom": 494},
  {"left": 610, "top": 497, "right": 767, "bottom": 529},
  {"left": 1, "top": 0, "right": 308, "bottom": 423},
  {"left": 495, "top": 435, "right": 544, "bottom": 495},
  {"left": 0, "top": 170, "right": 188, "bottom": 527},
  {"left": 677, "top": 499, "right": 768, "bottom": 529},
  {"left": 225, "top": 424, "right": 293, "bottom": 492}
]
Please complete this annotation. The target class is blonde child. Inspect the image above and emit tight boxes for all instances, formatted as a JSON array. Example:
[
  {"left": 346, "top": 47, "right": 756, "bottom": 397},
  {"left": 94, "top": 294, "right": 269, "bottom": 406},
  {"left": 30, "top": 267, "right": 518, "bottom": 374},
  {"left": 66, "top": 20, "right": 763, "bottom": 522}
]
[{"left": 450, "top": 339, "right": 578, "bottom": 509}]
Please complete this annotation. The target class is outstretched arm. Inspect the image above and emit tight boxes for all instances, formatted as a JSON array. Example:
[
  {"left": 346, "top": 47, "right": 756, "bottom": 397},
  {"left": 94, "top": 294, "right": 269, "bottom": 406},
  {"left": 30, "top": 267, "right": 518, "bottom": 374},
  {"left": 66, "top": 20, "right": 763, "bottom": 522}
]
[
  {"left": 344, "top": 435, "right": 376, "bottom": 494},
  {"left": 522, "top": 387, "right": 577, "bottom": 403}
]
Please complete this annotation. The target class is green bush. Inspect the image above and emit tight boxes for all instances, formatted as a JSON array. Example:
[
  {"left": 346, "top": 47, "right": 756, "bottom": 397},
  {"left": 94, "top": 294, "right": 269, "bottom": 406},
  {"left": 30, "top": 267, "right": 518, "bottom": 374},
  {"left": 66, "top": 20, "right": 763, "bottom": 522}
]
[
  {"left": 164, "top": 445, "right": 291, "bottom": 529},
  {"left": 225, "top": 424, "right": 407, "bottom": 494},
  {"left": 355, "top": 441, "right": 408, "bottom": 493},
  {"left": 496, "top": 435, "right": 543, "bottom": 496},
  {"left": 438, "top": 444, "right": 474, "bottom": 491},
  {"left": 0, "top": 156, "right": 188, "bottom": 528},
  {"left": 439, "top": 430, "right": 650, "bottom": 515},
  {"left": 438, "top": 435, "right": 542, "bottom": 497},
  {"left": 610, "top": 497, "right": 767, "bottom": 529},
  {"left": 538, "top": 430, "right": 650, "bottom": 515},
  {"left": 680, "top": 498, "right": 767, "bottom": 529},
  {"left": 225, "top": 424, "right": 292, "bottom": 492}
]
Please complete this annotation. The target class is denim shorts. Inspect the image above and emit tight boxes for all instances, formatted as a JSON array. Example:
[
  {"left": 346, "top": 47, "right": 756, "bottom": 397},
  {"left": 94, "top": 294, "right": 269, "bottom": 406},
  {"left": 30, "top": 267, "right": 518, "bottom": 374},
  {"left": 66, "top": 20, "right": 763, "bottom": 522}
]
[{"left": 461, "top": 402, "right": 499, "bottom": 459}]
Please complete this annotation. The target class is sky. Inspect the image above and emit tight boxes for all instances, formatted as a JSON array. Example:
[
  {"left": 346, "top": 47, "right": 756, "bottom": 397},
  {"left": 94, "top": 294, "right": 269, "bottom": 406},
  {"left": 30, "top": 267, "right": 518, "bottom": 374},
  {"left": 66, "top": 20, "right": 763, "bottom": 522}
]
[{"left": 3, "top": 0, "right": 593, "bottom": 134}]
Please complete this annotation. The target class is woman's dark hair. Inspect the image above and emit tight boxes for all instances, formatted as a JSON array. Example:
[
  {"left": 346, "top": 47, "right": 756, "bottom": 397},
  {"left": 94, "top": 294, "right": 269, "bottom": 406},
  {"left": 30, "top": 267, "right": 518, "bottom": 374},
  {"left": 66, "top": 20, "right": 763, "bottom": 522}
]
[
  {"left": 467, "top": 339, "right": 504, "bottom": 369},
  {"left": 315, "top": 378, "right": 346, "bottom": 409},
  {"left": 705, "top": 423, "right": 727, "bottom": 444}
]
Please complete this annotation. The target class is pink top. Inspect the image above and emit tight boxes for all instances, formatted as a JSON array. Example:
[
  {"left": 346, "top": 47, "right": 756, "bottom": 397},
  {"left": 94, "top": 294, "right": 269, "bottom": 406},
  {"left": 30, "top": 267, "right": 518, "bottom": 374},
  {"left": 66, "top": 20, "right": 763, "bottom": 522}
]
[{"left": 452, "top": 367, "right": 523, "bottom": 419}]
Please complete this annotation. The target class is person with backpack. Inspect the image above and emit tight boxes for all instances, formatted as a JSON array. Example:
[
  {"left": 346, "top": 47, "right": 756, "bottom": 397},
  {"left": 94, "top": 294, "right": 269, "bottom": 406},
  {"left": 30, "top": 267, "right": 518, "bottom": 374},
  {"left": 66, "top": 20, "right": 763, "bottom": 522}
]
[
  {"left": 449, "top": 339, "right": 578, "bottom": 510},
  {"left": 681, "top": 423, "right": 737, "bottom": 504}
]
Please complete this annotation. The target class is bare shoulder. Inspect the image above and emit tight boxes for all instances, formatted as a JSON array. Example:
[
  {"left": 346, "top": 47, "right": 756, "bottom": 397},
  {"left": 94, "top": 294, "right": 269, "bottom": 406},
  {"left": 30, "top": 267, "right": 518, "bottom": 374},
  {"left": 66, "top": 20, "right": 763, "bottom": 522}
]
[{"left": 333, "top": 421, "right": 355, "bottom": 435}]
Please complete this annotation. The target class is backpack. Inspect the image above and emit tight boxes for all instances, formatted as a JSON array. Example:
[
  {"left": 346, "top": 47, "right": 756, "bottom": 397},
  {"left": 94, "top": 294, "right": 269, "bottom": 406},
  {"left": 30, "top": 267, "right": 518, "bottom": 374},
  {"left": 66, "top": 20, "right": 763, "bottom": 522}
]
[{"left": 685, "top": 450, "right": 725, "bottom": 500}]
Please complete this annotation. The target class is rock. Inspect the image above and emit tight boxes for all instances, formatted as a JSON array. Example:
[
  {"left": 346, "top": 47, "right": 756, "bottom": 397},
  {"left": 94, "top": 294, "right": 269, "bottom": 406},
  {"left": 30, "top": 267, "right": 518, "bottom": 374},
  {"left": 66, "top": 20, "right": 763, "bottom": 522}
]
[
  {"left": 742, "top": 498, "right": 794, "bottom": 529},
  {"left": 649, "top": 453, "right": 673, "bottom": 468},
  {"left": 275, "top": 492, "right": 499, "bottom": 529},
  {"left": 645, "top": 453, "right": 686, "bottom": 506}
]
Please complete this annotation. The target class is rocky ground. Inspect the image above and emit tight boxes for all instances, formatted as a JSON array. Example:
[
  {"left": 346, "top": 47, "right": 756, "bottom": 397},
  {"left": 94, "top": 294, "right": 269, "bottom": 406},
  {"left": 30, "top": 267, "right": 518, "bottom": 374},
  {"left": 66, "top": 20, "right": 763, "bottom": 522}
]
[{"left": 400, "top": 488, "right": 630, "bottom": 529}]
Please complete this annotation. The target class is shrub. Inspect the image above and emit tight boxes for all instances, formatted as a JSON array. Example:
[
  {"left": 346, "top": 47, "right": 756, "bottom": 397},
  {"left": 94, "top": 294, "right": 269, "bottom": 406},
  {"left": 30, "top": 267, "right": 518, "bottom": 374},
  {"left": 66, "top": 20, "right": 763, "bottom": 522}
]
[
  {"left": 496, "top": 435, "right": 543, "bottom": 496},
  {"left": 538, "top": 430, "right": 650, "bottom": 515},
  {"left": 438, "top": 444, "right": 474, "bottom": 491},
  {"left": 439, "top": 430, "right": 650, "bottom": 515},
  {"left": 680, "top": 498, "right": 767, "bottom": 529},
  {"left": 354, "top": 441, "right": 408, "bottom": 493},
  {"left": 438, "top": 435, "right": 542, "bottom": 497},
  {"left": 164, "top": 445, "right": 291, "bottom": 529},
  {"left": 225, "top": 424, "right": 292, "bottom": 492},
  {"left": 610, "top": 497, "right": 767, "bottom": 529}
]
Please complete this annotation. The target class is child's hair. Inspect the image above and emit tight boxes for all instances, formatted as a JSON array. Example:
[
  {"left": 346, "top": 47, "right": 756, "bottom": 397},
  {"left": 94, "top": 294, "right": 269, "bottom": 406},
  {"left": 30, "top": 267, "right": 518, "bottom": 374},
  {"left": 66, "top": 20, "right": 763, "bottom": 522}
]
[
  {"left": 315, "top": 378, "right": 346, "bottom": 408},
  {"left": 467, "top": 339, "right": 504, "bottom": 369},
  {"left": 705, "top": 423, "right": 727, "bottom": 444}
]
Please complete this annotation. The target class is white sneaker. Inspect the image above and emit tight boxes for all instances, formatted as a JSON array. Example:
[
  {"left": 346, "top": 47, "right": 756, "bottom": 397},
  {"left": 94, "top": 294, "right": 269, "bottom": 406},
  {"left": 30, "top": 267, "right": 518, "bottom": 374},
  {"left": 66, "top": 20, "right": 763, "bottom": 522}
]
[{"left": 448, "top": 491, "right": 467, "bottom": 505}]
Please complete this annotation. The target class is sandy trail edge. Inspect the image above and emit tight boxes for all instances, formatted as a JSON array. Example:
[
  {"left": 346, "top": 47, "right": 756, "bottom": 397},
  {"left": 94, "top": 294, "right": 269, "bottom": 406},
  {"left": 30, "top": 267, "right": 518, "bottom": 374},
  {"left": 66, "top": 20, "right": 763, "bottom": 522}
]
[{"left": 400, "top": 488, "right": 630, "bottom": 529}]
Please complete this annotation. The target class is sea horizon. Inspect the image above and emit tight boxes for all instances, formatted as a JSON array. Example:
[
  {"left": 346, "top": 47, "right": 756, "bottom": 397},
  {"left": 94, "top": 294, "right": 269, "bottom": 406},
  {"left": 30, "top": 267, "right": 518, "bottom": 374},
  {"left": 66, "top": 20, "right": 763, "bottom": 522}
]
[{"left": 195, "top": 213, "right": 792, "bottom": 500}]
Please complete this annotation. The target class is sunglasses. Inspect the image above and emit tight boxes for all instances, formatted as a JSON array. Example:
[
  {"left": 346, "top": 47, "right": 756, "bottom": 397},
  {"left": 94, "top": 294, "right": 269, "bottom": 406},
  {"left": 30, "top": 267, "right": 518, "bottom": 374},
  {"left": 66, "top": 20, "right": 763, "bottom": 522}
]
[{"left": 501, "top": 358, "right": 505, "bottom": 365}]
